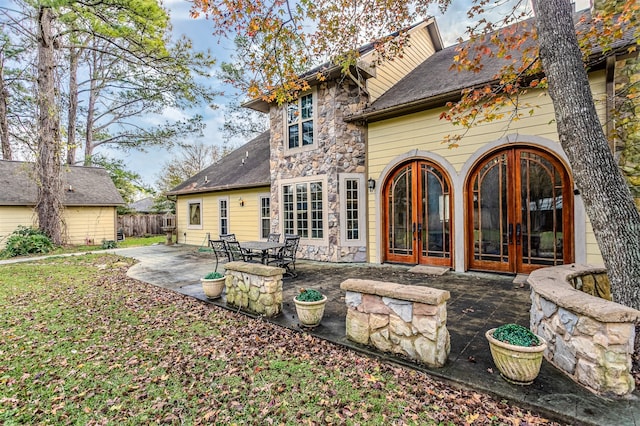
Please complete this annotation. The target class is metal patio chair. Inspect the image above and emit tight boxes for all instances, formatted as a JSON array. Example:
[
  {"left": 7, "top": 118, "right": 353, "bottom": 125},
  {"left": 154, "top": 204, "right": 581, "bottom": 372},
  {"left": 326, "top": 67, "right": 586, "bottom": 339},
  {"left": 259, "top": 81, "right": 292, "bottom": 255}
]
[
  {"left": 208, "top": 239, "right": 229, "bottom": 268},
  {"left": 267, "top": 234, "right": 300, "bottom": 277},
  {"left": 267, "top": 233, "right": 280, "bottom": 242},
  {"left": 225, "top": 240, "right": 256, "bottom": 262}
]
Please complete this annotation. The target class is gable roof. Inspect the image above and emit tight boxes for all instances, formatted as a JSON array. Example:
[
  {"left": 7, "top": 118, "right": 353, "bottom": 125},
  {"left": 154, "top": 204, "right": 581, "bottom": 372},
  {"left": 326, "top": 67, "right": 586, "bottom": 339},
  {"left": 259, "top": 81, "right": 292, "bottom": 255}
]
[
  {"left": 128, "top": 196, "right": 155, "bottom": 213},
  {"left": 244, "top": 18, "right": 443, "bottom": 113},
  {"left": 0, "top": 160, "right": 125, "bottom": 206},
  {"left": 348, "top": 9, "right": 636, "bottom": 122},
  {"left": 167, "top": 130, "right": 271, "bottom": 196}
]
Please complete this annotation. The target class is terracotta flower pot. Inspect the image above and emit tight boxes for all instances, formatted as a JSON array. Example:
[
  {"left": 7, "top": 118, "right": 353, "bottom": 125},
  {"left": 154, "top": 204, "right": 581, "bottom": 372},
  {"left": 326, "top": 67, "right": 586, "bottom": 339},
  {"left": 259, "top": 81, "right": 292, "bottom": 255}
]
[
  {"left": 201, "top": 276, "right": 225, "bottom": 299},
  {"left": 293, "top": 295, "right": 327, "bottom": 327},
  {"left": 486, "top": 328, "right": 547, "bottom": 385}
]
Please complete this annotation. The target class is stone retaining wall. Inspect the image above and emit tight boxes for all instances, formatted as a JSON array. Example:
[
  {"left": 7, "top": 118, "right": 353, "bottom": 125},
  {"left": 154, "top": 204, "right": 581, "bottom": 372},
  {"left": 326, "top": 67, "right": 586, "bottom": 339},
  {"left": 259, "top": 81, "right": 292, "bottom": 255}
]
[
  {"left": 529, "top": 264, "right": 640, "bottom": 396},
  {"left": 340, "top": 279, "right": 450, "bottom": 368},
  {"left": 224, "top": 261, "right": 285, "bottom": 317}
]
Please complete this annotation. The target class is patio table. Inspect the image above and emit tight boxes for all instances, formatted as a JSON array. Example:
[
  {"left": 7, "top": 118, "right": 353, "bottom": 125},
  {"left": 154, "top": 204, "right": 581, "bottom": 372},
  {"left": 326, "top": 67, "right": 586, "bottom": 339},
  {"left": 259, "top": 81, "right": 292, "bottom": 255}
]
[{"left": 240, "top": 241, "right": 285, "bottom": 264}]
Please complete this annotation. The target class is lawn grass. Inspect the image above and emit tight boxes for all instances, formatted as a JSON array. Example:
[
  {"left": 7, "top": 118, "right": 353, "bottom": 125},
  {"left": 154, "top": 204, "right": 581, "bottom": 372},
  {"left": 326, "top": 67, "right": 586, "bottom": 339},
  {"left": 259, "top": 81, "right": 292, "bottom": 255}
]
[
  {"left": 0, "top": 254, "right": 557, "bottom": 425},
  {"left": 28, "top": 235, "right": 167, "bottom": 258}
]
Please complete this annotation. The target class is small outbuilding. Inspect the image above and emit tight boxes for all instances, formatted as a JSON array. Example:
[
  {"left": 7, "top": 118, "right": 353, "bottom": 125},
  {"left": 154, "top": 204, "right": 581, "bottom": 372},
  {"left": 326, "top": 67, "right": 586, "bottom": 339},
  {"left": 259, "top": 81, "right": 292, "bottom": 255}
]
[{"left": 0, "top": 160, "right": 125, "bottom": 247}]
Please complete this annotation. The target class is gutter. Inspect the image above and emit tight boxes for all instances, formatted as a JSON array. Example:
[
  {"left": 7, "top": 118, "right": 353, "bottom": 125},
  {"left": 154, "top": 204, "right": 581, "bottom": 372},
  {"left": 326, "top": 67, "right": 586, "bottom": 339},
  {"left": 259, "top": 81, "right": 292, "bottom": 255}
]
[{"left": 166, "top": 181, "right": 271, "bottom": 197}]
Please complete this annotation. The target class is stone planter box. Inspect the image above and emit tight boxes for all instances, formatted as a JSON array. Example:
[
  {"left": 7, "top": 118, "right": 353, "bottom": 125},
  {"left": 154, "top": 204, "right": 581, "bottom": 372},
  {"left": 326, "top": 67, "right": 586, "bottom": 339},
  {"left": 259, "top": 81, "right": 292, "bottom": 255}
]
[
  {"left": 224, "top": 261, "right": 285, "bottom": 317},
  {"left": 341, "top": 278, "right": 450, "bottom": 368},
  {"left": 529, "top": 264, "right": 640, "bottom": 396}
]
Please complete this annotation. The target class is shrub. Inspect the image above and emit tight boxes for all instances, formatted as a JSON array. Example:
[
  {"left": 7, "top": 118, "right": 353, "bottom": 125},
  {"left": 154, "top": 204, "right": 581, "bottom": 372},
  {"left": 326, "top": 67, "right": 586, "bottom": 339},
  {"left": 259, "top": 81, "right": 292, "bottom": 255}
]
[
  {"left": 101, "top": 239, "right": 118, "bottom": 249},
  {"left": 492, "top": 323, "right": 540, "bottom": 347},
  {"left": 204, "top": 272, "right": 224, "bottom": 279},
  {"left": 0, "top": 226, "right": 54, "bottom": 258},
  {"left": 295, "top": 288, "right": 324, "bottom": 302}
]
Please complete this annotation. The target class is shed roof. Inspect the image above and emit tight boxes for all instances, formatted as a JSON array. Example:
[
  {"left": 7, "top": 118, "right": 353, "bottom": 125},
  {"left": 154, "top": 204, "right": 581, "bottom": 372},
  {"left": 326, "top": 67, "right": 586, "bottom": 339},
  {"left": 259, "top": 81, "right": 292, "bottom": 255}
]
[
  {"left": 0, "top": 160, "right": 125, "bottom": 206},
  {"left": 167, "top": 131, "right": 271, "bottom": 196}
]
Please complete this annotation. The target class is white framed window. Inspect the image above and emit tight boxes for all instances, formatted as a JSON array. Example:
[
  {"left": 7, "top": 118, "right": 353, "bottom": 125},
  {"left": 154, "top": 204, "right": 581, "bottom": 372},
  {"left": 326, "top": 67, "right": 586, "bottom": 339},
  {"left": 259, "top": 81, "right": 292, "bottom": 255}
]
[
  {"left": 339, "top": 174, "right": 366, "bottom": 246},
  {"left": 187, "top": 199, "right": 203, "bottom": 229},
  {"left": 285, "top": 90, "right": 316, "bottom": 152},
  {"left": 280, "top": 176, "right": 327, "bottom": 244},
  {"left": 259, "top": 194, "right": 271, "bottom": 239},
  {"left": 218, "top": 197, "right": 229, "bottom": 235}
]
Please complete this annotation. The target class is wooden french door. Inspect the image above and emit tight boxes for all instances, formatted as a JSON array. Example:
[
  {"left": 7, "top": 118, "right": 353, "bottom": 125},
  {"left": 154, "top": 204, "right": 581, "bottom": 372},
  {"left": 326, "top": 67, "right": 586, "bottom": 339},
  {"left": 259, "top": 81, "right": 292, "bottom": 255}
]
[
  {"left": 384, "top": 161, "right": 452, "bottom": 266},
  {"left": 467, "top": 148, "right": 573, "bottom": 273}
]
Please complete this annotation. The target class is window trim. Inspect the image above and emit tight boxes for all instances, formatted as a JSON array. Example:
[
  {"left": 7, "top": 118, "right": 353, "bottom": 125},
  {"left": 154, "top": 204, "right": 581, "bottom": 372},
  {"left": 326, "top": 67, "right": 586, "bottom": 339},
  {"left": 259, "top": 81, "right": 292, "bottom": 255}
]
[
  {"left": 186, "top": 198, "right": 203, "bottom": 230},
  {"left": 339, "top": 173, "right": 366, "bottom": 246},
  {"left": 283, "top": 89, "right": 317, "bottom": 154},
  {"left": 258, "top": 192, "right": 271, "bottom": 240},
  {"left": 218, "top": 196, "right": 229, "bottom": 236},
  {"left": 279, "top": 175, "right": 328, "bottom": 246}
]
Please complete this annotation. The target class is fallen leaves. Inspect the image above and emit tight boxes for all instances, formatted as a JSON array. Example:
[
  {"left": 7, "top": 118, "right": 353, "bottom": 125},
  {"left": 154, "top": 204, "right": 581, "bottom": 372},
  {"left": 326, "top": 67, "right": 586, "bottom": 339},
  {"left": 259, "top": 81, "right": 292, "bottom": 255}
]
[{"left": 0, "top": 254, "right": 564, "bottom": 425}]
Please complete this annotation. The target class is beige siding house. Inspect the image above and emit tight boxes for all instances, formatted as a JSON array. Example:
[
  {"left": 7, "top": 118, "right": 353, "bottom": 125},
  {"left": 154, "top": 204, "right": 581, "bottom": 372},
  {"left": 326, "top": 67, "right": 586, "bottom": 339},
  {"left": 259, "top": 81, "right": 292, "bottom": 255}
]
[
  {"left": 167, "top": 132, "right": 271, "bottom": 246},
  {"left": 344, "top": 8, "right": 634, "bottom": 274},
  {"left": 171, "top": 10, "right": 636, "bottom": 275},
  {"left": 0, "top": 161, "right": 124, "bottom": 247}
]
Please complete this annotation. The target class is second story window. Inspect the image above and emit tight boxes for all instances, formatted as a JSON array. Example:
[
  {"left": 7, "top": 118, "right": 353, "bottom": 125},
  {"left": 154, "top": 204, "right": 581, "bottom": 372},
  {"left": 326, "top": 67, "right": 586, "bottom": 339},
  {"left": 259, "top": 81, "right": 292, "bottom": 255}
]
[{"left": 287, "top": 93, "right": 314, "bottom": 150}]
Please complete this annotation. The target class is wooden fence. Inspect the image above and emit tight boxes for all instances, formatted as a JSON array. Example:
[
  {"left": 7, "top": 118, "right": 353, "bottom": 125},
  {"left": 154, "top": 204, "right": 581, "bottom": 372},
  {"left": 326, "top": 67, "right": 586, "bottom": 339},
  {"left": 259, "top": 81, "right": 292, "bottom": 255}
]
[{"left": 117, "top": 214, "right": 164, "bottom": 237}]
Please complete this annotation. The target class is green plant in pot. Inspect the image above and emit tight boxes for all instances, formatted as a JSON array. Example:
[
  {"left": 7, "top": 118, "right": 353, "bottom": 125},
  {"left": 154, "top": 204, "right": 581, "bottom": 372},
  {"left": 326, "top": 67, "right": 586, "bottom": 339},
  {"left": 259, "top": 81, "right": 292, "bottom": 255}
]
[
  {"left": 293, "top": 288, "right": 327, "bottom": 328},
  {"left": 201, "top": 270, "right": 225, "bottom": 299},
  {"left": 486, "top": 323, "right": 547, "bottom": 385}
]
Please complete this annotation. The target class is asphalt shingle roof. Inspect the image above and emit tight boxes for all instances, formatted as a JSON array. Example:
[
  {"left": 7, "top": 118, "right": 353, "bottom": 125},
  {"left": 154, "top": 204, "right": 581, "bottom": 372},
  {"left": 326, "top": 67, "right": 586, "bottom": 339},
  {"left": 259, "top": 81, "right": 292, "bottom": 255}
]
[
  {"left": 167, "top": 131, "right": 271, "bottom": 196},
  {"left": 0, "top": 160, "right": 125, "bottom": 206},
  {"left": 357, "top": 9, "right": 635, "bottom": 120}
]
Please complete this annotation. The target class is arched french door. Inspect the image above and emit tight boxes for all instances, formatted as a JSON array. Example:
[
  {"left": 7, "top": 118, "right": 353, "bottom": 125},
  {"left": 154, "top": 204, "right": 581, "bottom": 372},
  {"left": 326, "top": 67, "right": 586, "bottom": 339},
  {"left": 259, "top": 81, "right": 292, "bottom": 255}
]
[
  {"left": 467, "top": 147, "right": 573, "bottom": 274},
  {"left": 383, "top": 160, "right": 452, "bottom": 266}
]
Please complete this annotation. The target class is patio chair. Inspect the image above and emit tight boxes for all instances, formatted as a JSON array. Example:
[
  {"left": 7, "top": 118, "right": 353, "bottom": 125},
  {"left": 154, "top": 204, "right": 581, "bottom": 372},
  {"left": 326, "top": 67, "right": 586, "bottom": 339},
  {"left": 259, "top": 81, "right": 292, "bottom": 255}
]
[
  {"left": 225, "top": 240, "right": 258, "bottom": 262},
  {"left": 220, "top": 233, "right": 237, "bottom": 242},
  {"left": 209, "top": 239, "right": 229, "bottom": 266},
  {"left": 267, "top": 235, "right": 300, "bottom": 277},
  {"left": 267, "top": 233, "right": 280, "bottom": 242}
]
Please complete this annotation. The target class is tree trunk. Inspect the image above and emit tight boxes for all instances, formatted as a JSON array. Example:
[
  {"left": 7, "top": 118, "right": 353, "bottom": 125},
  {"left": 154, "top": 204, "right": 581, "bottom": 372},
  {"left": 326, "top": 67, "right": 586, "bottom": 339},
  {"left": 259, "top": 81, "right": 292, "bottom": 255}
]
[
  {"left": 66, "top": 47, "right": 78, "bottom": 165},
  {"left": 84, "top": 49, "right": 97, "bottom": 166},
  {"left": 36, "top": 6, "right": 64, "bottom": 245},
  {"left": 532, "top": 0, "right": 640, "bottom": 310},
  {"left": 0, "top": 52, "right": 11, "bottom": 160}
]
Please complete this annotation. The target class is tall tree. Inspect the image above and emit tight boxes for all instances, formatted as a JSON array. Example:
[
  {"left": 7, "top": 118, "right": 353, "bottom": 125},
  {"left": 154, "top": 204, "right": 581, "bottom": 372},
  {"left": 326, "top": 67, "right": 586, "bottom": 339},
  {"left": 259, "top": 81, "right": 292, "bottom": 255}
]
[
  {"left": 1, "top": 0, "right": 218, "bottom": 244},
  {"left": 192, "top": 0, "right": 640, "bottom": 309},
  {"left": 0, "top": 44, "right": 11, "bottom": 160},
  {"left": 0, "top": 26, "right": 32, "bottom": 160},
  {"left": 35, "top": 5, "right": 63, "bottom": 245},
  {"left": 532, "top": 0, "right": 640, "bottom": 309}
]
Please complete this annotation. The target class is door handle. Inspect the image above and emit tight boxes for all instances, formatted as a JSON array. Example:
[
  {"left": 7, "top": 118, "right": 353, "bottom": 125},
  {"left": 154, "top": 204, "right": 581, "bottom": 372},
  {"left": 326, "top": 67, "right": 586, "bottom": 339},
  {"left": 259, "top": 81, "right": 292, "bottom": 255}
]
[
  {"left": 412, "top": 222, "right": 416, "bottom": 241},
  {"left": 515, "top": 223, "right": 521, "bottom": 245},
  {"left": 508, "top": 223, "right": 513, "bottom": 244},
  {"left": 417, "top": 223, "right": 422, "bottom": 240}
]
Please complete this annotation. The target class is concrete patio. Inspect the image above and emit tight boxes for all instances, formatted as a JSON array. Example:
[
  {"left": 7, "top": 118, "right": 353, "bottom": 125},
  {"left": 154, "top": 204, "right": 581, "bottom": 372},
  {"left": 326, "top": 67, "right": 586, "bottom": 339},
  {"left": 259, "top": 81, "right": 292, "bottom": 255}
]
[{"left": 112, "top": 244, "right": 639, "bottom": 425}]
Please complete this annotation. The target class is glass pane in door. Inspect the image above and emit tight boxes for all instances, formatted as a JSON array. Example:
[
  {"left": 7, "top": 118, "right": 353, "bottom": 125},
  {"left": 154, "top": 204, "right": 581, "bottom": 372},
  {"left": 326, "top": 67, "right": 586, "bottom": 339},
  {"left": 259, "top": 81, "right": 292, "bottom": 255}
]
[
  {"left": 421, "top": 164, "right": 450, "bottom": 258},
  {"left": 472, "top": 155, "right": 508, "bottom": 263},
  {"left": 388, "top": 166, "right": 413, "bottom": 255},
  {"left": 520, "top": 152, "right": 564, "bottom": 266}
]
